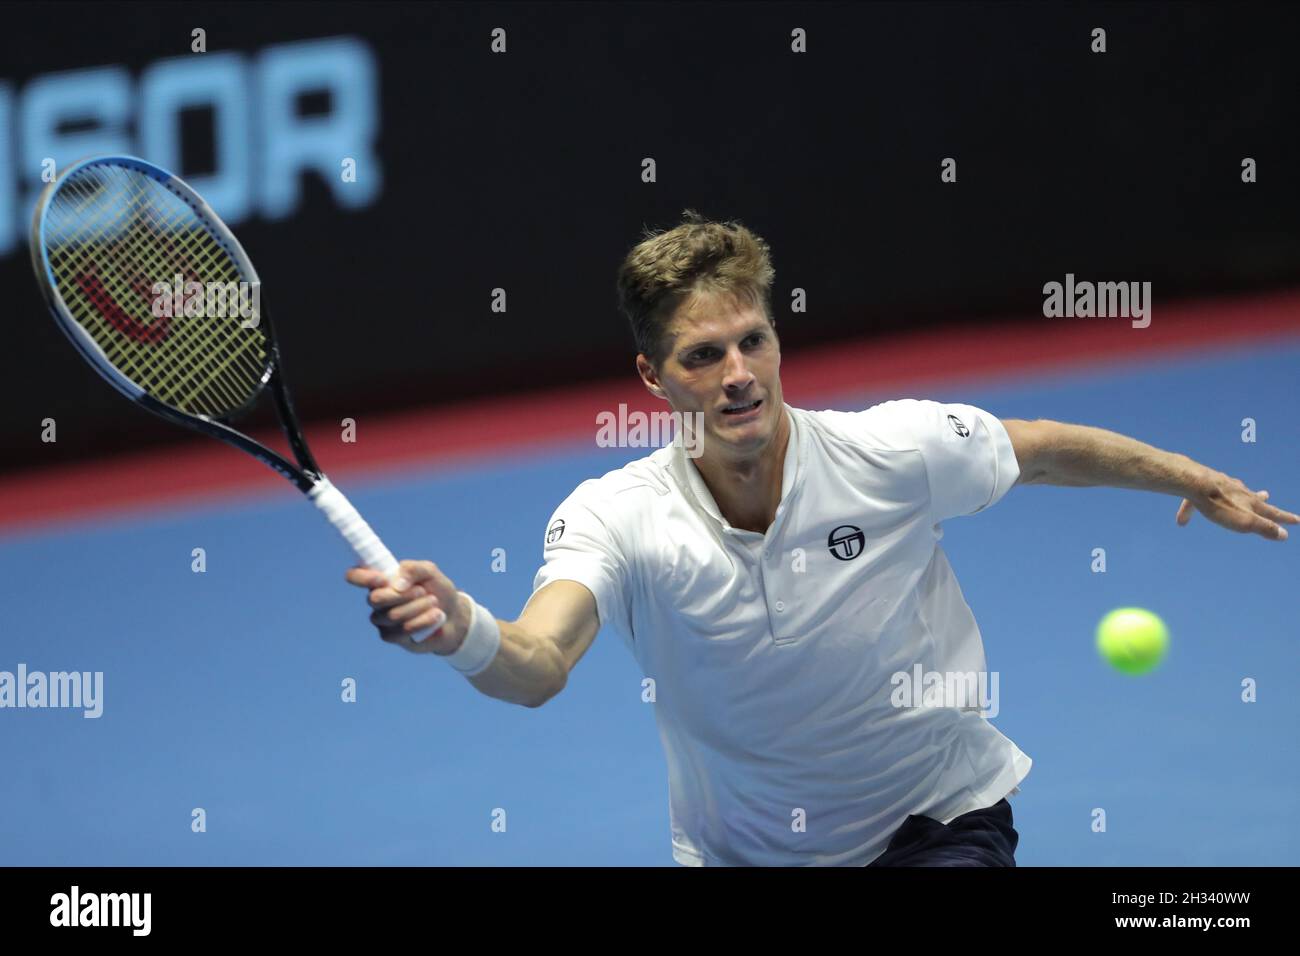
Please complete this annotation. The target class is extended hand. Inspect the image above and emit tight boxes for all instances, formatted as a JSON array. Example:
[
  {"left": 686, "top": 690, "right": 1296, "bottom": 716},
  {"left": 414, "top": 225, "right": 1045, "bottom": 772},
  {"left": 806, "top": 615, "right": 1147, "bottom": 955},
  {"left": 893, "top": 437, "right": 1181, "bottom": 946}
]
[
  {"left": 1176, "top": 474, "right": 1298, "bottom": 540},
  {"left": 345, "top": 559, "right": 473, "bottom": 654}
]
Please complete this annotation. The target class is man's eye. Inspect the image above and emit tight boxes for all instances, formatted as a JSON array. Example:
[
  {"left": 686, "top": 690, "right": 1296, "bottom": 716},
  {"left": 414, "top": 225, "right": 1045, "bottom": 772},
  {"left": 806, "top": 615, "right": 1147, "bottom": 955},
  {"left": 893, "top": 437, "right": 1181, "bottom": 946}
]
[{"left": 744, "top": 334, "right": 765, "bottom": 347}]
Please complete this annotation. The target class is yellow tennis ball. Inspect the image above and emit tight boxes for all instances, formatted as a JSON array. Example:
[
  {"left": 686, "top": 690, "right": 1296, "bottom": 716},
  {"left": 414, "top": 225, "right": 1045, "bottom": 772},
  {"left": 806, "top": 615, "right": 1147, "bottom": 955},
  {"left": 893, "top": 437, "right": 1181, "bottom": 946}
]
[{"left": 1096, "top": 608, "right": 1169, "bottom": 675}]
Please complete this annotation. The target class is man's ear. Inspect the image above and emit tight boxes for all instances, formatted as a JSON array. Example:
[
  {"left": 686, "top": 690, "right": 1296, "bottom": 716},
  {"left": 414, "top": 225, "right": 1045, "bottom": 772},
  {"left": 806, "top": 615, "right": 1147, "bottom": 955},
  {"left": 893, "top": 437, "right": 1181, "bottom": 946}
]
[{"left": 636, "top": 353, "right": 667, "bottom": 399}]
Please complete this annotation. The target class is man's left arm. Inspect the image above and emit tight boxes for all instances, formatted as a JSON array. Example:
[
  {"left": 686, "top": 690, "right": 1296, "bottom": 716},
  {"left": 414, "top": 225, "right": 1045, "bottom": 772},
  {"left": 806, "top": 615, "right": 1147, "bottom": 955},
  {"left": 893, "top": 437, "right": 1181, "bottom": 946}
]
[{"left": 1001, "top": 418, "right": 1298, "bottom": 541}]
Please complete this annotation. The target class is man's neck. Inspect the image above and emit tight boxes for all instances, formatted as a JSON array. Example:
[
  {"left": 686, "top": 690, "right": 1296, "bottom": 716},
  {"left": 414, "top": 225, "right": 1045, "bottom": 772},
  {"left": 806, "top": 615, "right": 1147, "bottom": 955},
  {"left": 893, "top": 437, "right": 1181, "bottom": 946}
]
[{"left": 691, "top": 409, "right": 791, "bottom": 534}]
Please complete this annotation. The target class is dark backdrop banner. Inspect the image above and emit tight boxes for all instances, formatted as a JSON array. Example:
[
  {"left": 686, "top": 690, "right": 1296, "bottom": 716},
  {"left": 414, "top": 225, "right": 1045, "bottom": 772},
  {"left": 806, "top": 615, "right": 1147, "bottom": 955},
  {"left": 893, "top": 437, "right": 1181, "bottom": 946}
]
[{"left": 2, "top": 1, "right": 1297, "bottom": 468}]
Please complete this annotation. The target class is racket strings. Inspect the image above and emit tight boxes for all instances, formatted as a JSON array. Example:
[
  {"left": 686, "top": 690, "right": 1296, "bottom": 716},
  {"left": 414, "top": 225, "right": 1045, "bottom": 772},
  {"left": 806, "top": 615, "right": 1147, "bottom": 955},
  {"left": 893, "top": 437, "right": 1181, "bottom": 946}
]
[
  {"left": 58, "top": 194, "right": 223, "bottom": 399},
  {"left": 49, "top": 173, "right": 261, "bottom": 416},
  {"left": 43, "top": 163, "right": 270, "bottom": 417},
  {"left": 108, "top": 192, "right": 262, "bottom": 412},
  {"left": 69, "top": 170, "right": 266, "bottom": 414}
]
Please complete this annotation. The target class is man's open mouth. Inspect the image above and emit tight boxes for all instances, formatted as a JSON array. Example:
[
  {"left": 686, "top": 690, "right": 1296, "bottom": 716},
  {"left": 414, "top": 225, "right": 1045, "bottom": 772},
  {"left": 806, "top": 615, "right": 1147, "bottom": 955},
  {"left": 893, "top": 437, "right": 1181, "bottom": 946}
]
[{"left": 721, "top": 399, "right": 762, "bottom": 416}]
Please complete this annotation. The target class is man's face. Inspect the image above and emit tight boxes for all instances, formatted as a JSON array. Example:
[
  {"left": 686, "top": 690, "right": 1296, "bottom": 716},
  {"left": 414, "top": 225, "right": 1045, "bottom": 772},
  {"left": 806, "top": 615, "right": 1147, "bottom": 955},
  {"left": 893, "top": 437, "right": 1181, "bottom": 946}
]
[{"left": 637, "top": 294, "right": 783, "bottom": 460}]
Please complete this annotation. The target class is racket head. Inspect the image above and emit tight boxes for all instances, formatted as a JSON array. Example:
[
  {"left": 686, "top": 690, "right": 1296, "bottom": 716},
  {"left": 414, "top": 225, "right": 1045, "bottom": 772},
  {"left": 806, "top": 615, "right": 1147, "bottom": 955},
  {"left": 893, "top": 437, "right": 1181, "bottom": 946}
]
[{"left": 31, "top": 155, "right": 276, "bottom": 423}]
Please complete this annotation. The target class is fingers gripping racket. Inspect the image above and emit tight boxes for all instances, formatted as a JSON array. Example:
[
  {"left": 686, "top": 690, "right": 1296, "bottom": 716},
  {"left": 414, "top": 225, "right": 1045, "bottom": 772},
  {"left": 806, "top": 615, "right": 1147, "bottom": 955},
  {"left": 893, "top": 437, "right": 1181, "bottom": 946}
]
[{"left": 31, "top": 155, "right": 437, "bottom": 642}]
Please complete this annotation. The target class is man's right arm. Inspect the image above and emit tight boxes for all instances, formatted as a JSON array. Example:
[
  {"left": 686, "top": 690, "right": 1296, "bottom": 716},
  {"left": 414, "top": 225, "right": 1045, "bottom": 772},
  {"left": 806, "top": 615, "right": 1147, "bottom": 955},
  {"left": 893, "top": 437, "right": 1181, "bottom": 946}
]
[
  {"left": 345, "top": 561, "right": 600, "bottom": 709},
  {"left": 463, "top": 580, "right": 600, "bottom": 707}
]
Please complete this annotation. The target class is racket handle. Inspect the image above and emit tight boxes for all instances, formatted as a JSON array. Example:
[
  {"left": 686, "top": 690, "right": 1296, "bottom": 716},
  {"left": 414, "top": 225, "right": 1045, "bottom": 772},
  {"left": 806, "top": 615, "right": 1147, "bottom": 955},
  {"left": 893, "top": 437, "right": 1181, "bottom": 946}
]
[{"left": 310, "top": 478, "right": 438, "bottom": 644}]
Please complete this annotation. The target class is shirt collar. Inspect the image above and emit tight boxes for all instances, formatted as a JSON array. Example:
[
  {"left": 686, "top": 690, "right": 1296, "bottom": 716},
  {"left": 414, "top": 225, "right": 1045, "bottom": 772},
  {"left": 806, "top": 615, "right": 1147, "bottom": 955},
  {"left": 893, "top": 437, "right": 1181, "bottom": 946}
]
[{"left": 675, "top": 404, "right": 801, "bottom": 532}]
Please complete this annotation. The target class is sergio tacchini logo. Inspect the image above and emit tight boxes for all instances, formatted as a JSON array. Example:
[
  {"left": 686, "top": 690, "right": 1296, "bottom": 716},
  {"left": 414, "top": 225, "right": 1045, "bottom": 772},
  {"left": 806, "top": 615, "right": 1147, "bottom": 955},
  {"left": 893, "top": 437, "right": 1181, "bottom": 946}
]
[{"left": 827, "top": 524, "right": 865, "bottom": 561}]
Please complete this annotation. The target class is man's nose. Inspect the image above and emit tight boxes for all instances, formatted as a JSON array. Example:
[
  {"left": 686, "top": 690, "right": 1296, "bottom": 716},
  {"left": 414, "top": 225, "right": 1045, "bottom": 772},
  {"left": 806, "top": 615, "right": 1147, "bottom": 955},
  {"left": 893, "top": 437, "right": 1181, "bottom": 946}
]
[{"left": 722, "top": 347, "right": 755, "bottom": 389}]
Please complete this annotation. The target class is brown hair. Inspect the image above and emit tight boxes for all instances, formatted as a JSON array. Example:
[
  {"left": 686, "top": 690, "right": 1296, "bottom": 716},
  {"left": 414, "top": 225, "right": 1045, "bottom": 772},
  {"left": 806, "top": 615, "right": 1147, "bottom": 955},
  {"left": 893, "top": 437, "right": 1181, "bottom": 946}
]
[{"left": 615, "top": 209, "right": 776, "bottom": 367}]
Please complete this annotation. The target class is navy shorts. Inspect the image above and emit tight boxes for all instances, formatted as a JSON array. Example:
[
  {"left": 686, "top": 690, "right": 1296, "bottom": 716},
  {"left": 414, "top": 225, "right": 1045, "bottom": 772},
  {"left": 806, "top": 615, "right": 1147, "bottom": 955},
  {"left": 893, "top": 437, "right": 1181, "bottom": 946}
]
[{"left": 867, "top": 798, "right": 1019, "bottom": 867}]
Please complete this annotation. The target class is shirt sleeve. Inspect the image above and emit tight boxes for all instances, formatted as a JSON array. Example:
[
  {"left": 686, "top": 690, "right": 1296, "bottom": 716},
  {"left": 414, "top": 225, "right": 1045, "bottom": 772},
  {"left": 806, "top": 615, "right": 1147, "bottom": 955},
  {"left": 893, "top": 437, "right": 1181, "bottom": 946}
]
[
  {"left": 882, "top": 399, "right": 1021, "bottom": 522},
  {"left": 530, "top": 480, "right": 632, "bottom": 638}
]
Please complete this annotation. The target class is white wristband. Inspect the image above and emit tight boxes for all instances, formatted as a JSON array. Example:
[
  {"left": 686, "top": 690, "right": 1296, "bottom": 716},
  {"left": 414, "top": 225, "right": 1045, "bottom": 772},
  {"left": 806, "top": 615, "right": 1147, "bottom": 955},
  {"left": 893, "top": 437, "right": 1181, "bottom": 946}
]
[{"left": 443, "top": 592, "right": 501, "bottom": 676}]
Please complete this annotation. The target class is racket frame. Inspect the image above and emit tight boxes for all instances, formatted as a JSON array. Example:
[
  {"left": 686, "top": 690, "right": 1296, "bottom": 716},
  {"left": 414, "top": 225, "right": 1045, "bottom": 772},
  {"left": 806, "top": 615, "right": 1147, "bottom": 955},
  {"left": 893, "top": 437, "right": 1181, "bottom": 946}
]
[{"left": 31, "top": 155, "right": 320, "bottom": 493}]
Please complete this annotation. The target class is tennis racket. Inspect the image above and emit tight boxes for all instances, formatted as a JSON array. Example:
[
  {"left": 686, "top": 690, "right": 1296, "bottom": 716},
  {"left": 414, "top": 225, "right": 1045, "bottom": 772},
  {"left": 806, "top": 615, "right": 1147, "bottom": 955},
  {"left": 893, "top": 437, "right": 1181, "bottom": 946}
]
[{"left": 31, "top": 155, "right": 437, "bottom": 642}]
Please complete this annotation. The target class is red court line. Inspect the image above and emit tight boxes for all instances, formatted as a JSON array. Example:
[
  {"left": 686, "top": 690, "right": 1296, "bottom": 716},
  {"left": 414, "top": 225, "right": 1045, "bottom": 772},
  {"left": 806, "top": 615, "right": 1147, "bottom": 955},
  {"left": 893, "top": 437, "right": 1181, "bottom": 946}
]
[{"left": 2, "top": 288, "right": 1298, "bottom": 536}]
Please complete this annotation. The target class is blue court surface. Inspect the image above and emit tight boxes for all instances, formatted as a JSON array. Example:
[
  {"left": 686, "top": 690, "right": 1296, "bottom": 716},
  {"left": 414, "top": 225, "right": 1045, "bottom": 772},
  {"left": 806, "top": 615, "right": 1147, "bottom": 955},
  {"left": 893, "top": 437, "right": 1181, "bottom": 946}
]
[{"left": 1, "top": 338, "right": 1297, "bottom": 866}]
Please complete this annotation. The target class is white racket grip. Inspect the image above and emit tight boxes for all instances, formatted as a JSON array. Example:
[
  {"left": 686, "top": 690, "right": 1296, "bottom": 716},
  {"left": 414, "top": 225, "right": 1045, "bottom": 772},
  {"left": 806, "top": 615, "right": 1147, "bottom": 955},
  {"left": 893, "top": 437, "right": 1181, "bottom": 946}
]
[{"left": 310, "top": 478, "right": 437, "bottom": 643}]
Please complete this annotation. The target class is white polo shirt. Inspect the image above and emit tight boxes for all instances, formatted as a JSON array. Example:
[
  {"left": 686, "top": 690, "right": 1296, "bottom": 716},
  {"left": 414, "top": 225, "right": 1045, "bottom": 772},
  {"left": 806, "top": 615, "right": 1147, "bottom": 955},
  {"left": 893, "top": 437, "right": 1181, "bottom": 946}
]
[{"left": 531, "top": 399, "right": 1032, "bottom": 866}]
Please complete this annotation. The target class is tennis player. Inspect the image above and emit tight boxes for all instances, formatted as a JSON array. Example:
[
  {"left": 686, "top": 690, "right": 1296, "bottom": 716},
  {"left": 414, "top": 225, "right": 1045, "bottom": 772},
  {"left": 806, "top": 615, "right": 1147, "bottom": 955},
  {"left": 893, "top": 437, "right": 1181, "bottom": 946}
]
[{"left": 346, "top": 212, "right": 1296, "bottom": 866}]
